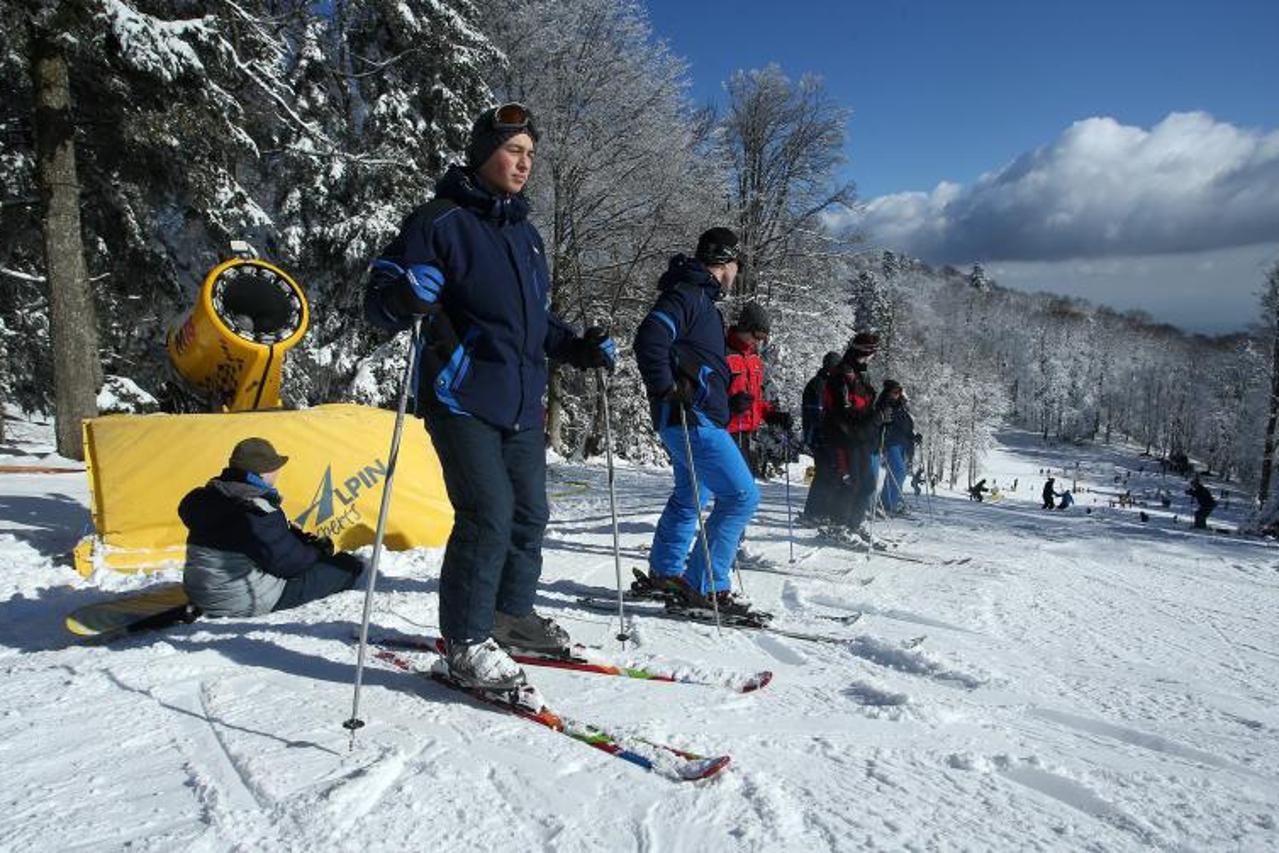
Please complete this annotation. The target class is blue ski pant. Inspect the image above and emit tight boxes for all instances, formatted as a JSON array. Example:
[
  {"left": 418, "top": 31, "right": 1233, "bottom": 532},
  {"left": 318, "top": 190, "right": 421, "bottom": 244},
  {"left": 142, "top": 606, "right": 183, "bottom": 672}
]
[
  {"left": 881, "top": 444, "right": 908, "bottom": 512},
  {"left": 425, "top": 409, "right": 548, "bottom": 642},
  {"left": 650, "top": 421, "right": 760, "bottom": 594}
]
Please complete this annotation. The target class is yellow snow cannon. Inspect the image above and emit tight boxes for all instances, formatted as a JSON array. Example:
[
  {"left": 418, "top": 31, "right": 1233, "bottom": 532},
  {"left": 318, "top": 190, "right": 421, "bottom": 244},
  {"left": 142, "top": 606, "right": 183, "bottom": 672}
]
[
  {"left": 73, "top": 249, "right": 453, "bottom": 577},
  {"left": 165, "top": 255, "right": 308, "bottom": 411}
]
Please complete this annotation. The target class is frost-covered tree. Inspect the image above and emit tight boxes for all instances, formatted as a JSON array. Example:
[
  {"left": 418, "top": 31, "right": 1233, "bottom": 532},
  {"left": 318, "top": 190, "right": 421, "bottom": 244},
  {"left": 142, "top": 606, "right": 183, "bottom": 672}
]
[
  {"left": 720, "top": 65, "right": 856, "bottom": 300},
  {"left": 477, "top": 0, "right": 723, "bottom": 455},
  {"left": 1256, "top": 262, "right": 1279, "bottom": 508}
]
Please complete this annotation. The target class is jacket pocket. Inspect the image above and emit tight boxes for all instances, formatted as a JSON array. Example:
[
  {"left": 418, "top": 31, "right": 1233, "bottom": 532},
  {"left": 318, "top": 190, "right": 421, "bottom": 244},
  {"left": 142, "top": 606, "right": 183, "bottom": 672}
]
[{"left": 433, "top": 328, "right": 480, "bottom": 410}]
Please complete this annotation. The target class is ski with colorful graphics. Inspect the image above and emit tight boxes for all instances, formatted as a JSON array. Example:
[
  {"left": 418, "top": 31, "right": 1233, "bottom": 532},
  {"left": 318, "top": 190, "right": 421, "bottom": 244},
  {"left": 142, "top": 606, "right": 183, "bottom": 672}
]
[
  {"left": 369, "top": 645, "right": 731, "bottom": 782},
  {"left": 369, "top": 634, "right": 773, "bottom": 693}
]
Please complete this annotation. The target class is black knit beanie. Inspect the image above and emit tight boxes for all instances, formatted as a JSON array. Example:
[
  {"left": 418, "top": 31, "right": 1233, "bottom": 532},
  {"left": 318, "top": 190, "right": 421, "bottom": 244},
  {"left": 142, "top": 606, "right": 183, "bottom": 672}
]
[{"left": 466, "top": 105, "right": 540, "bottom": 168}]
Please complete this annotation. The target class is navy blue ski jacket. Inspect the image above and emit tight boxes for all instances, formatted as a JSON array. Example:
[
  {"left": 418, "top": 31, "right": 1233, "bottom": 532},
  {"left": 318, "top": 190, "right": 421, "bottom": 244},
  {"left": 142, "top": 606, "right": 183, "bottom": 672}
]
[
  {"left": 633, "top": 255, "right": 731, "bottom": 429},
  {"left": 365, "top": 166, "right": 578, "bottom": 431},
  {"left": 178, "top": 469, "right": 320, "bottom": 580}
]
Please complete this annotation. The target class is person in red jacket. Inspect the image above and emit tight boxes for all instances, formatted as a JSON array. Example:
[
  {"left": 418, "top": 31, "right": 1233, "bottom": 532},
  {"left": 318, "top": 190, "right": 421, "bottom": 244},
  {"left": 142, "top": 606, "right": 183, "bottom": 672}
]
[{"left": 725, "top": 302, "right": 792, "bottom": 478}]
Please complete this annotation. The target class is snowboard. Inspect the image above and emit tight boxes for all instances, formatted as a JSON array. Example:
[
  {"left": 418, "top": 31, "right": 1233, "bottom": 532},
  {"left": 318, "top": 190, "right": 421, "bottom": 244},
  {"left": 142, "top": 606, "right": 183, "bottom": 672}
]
[{"left": 65, "top": 583, "right": 201, "bottom": 638}]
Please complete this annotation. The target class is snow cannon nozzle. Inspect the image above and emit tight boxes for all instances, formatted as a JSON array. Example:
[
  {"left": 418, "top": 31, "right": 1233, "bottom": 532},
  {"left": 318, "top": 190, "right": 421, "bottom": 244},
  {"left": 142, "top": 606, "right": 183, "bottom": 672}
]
[{"left": 166, "top": 254, "right": 309, "bottom": 411}]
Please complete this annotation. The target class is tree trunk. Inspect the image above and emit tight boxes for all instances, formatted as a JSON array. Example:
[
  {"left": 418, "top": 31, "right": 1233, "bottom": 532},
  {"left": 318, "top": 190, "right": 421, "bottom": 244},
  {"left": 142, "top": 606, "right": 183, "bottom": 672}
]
[
  {"left": 545, "top": 364, "right": 565, "bottom": 454},
  {"left": 1257, "top": 317, "right": 1279, "bottom": 508},
  {"left": 31, "top": 23, "right": 100, "bottom": 460}
]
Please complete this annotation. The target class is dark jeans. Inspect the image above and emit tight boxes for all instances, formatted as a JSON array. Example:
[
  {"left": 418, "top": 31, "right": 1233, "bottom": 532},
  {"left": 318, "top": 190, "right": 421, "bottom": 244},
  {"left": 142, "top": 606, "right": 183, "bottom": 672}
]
[
  {"left": 803, "top": 445, "right": 840, "bottom": 521},
  {"left": 273, "top": 560, "right": 362, "bottom": 612},
  {"left": 426, "top": 409, "right": 548, "bottom": 642},
  {"left": 835, "top": 440, "right": 876, "bottom": 528},
  {"left": 1194, "top": 507, "right": 1213, "bottom": 529}
]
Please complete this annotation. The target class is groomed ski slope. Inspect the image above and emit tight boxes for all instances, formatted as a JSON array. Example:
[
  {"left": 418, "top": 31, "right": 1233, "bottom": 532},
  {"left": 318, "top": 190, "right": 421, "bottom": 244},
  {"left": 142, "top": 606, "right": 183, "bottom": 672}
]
[{"left": 1, "top": 418, "right": 1277, "bottom": 851}]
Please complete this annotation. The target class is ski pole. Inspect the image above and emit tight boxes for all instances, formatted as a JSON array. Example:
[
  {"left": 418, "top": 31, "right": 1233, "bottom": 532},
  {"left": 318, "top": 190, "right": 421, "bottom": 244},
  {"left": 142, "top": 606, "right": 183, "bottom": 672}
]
[
  {"left": 678, "top": 403, "right": 721, "bottom": 632},
  {"left": 344, "top": 316, "right": 421, "bottom": 746},
  {"left": 783, "top": 432, "right": 795, "bottom": 563},
  {"left": 597, "top": 367, "right": 629, "bottom": 645}
]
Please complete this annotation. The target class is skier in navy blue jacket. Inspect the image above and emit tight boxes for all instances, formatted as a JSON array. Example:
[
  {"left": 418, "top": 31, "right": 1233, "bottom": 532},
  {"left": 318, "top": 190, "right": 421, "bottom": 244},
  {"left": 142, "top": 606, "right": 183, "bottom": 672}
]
[
  {"left": 365, "top": 104, "right": 616, "bottom": 689},
  {"left": 632, "top": 228, "right": 761, "bottom": 618}
]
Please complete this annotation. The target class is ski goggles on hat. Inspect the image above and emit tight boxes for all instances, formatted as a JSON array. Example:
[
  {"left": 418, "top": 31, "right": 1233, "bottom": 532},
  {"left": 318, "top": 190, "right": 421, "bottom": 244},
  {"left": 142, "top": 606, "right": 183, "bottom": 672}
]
[{"left": 492, "top": 102, "right": 534, "bottom": 130}]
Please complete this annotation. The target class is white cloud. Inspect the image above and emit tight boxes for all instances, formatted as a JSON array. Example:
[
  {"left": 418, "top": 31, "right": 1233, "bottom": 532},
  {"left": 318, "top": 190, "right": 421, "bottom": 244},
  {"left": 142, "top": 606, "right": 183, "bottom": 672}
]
[
  {"left": 988, "top": 242, "right": 1279, "bottom": 334},
  {"left": 847, "top": 112, "right": 1279, "bottom": 262}
]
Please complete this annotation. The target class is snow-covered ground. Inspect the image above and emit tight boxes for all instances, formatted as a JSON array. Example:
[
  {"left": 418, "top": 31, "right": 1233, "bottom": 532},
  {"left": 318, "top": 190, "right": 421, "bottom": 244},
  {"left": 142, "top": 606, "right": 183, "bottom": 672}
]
[{"left": 2, "top": 417, "right": 1278, "bottom": 851}]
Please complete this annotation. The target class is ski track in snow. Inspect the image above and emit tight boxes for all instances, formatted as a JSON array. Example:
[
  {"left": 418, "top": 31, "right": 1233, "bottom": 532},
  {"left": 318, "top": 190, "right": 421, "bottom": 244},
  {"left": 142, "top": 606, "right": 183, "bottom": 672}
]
[{"left": 2, "top": 425, "right": 1279, "bottom": 849}]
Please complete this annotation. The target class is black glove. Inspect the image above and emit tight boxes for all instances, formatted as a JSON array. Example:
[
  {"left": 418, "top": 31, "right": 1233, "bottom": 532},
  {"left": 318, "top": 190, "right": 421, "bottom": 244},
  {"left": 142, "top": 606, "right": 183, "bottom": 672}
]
[
  {"left": 293, "top": 527, "right": 336, "bottom": 557},
  {"left": 766, "top": 409, "right": 793, "bottom": 430},
  {"left": 663, "top": 379, "right": 697, "bottom": 425},
  {"left": 913, "top": 432, "right": 924, "bottom": 444},
  {"left": 330, "top": 552, "right": 365, "bottom": 575},
  {"left": 567, "top": 326, "right": 617, "bottom": 371},
  {"left": 729, "top": 391, "right": 754, "bottom": 414}
]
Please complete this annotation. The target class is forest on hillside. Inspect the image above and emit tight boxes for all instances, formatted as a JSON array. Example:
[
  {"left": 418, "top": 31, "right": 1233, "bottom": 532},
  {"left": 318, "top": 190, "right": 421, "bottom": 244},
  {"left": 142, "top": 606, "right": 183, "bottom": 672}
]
[{"left": 3, "top": 0, "right": 1278, "bottom": 504}]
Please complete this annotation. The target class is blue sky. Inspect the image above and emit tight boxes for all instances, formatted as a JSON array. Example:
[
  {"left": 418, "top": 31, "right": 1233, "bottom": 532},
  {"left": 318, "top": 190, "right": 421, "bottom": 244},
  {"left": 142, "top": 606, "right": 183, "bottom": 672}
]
[
  {"left": 646, "top": 0, "right": 1279, "bottom": 199},
  {"left": 645, "top": 1, "right": 1279, "bottom": 333}
]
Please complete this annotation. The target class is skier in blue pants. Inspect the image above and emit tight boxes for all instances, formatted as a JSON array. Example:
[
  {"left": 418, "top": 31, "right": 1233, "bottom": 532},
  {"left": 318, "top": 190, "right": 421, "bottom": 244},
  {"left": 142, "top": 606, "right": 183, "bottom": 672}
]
[
  {"left": 877, "top": 380, "right": 916, "bottom": 515},
  {"left": 633, "top": 227, "right": 761, "bottom": 617}
]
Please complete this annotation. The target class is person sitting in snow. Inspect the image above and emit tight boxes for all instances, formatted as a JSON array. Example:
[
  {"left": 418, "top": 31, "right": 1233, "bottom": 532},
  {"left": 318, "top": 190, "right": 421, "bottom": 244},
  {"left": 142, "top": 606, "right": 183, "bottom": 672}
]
[
  {"left": 180, "top": 437, "right": 365, "bottom": 618},
  {"left": 1056, "top": 490, "right": 1074, "bottom": 510}
]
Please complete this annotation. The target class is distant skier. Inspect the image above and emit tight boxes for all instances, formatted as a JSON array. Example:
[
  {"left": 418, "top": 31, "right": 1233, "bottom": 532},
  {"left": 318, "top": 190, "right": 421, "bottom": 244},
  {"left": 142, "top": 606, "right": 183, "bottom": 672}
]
[
  {"left": 1042, "top": 477, "right": 1057, "bottom": 509},
  {"left": 1056, "top": 490, "right": 1074, "bottom": 510},
  {"left": 365, "top": 103, "right": 616, "bottom": 689},
  {"left": 876, "top": 379, "right": 915, "bottom": 515},
  {"left": 1186, "top": 476, "right": 1217, "bottom": 529},
  {"left": 632, "top": 226, "right": 761, "bottom": 617},
  {"left": 799, "top": 351, "right": 843, "bottom": 524},
  {"left": 911, "top": 467, "right": 926, "bottom": 497},
  {"left": 968, "top": 479, "right": 989, "bottom": 502},
  {"left": 180, "top": 438, "right": 366, "bottom": 618}
]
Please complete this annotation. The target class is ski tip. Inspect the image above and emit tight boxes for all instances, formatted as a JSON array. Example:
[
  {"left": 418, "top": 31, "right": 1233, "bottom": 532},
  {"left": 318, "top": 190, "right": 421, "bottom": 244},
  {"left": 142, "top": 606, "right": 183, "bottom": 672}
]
[
  {"left": 741, "top": 671, "right": 774, "bottom": 693},
  {"left": 680, "top": 754, "right": 732, "bottom": 781}
]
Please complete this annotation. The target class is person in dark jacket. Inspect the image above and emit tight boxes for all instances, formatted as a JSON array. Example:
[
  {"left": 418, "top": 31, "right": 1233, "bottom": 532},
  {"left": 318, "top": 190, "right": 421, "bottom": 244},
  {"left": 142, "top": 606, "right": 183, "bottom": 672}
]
[
  {"left": 180, "top": 438, "right": 364, "bottom": 617},
  {"left": 1186, "top": 476, "right": 1217, "bottom": 529},
  {"left": 876, "top": 379, "right": 916, "bottom": 515},
  {"left": 632, "top": 227, "right": 761, "bottom": 617},
  {"left": 365, "top": 103, "right": 615, "bottom": 689},
  {"left": 1042, "top": 477, "right": 1057, "bottom": 509},
  {"left": 799, "top": 351, "right": 843, "bottom": 524},
  {"left": 821, "top": 332, "right": 881, "bottom": 541},
  {"left": 968, "top": 479, "right": 989, "bottom": 502}
]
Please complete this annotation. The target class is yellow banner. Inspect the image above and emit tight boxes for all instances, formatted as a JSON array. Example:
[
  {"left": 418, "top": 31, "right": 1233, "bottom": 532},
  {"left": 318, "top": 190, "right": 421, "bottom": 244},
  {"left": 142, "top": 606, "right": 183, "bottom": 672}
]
[{"left": 75, "top": 403, "right": 452, "bottom": 576}]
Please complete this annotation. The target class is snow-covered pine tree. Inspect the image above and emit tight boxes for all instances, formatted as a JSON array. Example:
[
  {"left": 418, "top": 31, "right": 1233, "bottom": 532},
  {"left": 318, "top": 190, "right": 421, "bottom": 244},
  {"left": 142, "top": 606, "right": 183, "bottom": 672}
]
[{"left": 271, "top": 0, "right": 499, "bottom": 406}]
